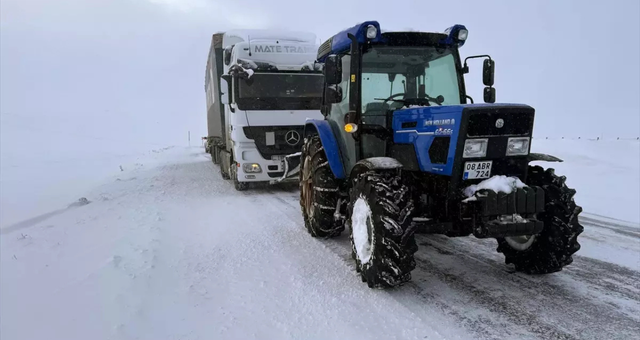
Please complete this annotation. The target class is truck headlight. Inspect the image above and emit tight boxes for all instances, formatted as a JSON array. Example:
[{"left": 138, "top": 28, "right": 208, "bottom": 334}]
[
  {"left": 463, "top": 139, "right": 488, "bottom": 158},
  {"left": 506, "top": 137, "right": 530, "bottom": 156},
  {"left": 243, "top": 163, "right": 262, "bottom": 173}
]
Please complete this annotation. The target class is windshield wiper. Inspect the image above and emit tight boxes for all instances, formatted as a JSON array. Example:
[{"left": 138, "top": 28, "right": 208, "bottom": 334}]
[{"left": 374, "top": 95, "right": 445, "bottom": 107}]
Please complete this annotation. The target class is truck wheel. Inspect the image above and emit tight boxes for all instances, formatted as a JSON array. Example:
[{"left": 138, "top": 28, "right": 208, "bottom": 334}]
[
  {"left": 231, "top": 165, "right": 248, "bottom": 191},
  {"left": 349, "top": 170, "right": 417, "bottom": 288},
  {"left": 496, "top": 166, "right": 584, "bottom": 274},
  {"left": 220, "top": 165, "right": 230, "bottom": 180},
  {"left": 299, "top": 135, "right": 343, "bottom": 237},
  {"left": 234, "top": 179, "right": 248, "bottom": 191}
]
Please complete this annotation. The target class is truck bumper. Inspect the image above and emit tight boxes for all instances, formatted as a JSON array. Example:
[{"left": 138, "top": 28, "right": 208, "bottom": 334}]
[
  {"left": 466, "top": 186, "right": 545, "bottom": 238},
  {"left": 270, "top": 152, "right": 301, "bottom": 184},
  {"left": 234, "top": 150, "right": 301, "bottom": 184}
]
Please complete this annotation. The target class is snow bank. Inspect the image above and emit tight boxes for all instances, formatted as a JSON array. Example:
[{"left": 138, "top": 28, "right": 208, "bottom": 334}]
[
  {"left": 531, "top": 139, "right": 640, "bottom": 224},
  {"left": 0, "top": 112, "right": 183, "bottom": 228}
]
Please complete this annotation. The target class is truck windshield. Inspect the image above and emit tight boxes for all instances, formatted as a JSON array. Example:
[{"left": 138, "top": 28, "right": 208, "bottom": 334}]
[
  {"left": 360, "top": 46, "right": 462, "bottom": 111},
  {"left": 236, "top": 73, "right": 323, "bottom": 110}
]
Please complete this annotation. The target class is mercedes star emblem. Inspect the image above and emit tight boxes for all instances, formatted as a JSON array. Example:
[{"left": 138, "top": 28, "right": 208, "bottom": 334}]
[
  {"left": 495, "top": 118, "right": 505, "bottom": 129},
  {"left": 285, "top": 130, "right": 301, "bottom": 146}
]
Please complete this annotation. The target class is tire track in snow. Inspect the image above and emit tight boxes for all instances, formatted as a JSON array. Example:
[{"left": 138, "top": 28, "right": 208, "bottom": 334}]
[
  {"left": 409, "top": 236, "right": 640, "bottom": 340},
  {"left": 252, "top": 187, "right": 640, "bottom": 340}
]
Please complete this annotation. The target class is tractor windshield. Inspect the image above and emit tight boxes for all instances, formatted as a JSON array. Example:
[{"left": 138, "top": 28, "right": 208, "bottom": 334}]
[{"left": 360, "top": 46, "right": 462, "bottom": 112}]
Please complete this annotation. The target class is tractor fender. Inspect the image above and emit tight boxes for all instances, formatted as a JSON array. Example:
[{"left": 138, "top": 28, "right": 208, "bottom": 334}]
[
  {"left": 350, "top": 157, "right": 403, "bottom": 181},
  {"left": 304, "top": 120, "right": 347, "bottom": 179},
  {"left": 528, "top": 153, "right": 564, "bottom": 163}
]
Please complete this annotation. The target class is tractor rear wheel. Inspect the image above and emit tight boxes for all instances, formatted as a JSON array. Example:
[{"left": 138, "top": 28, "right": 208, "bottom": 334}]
[
  {"left": 299, "top": 135, "right": 343, "bottom": 237},
  {"left": 497, "top": 165, "right": 584, "bottom": 274},
  {"left": 349, "top": 170, "right": 417, "bottom": 288}
]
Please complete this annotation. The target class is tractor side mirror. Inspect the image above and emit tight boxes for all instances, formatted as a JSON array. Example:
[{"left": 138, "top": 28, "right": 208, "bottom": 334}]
[
  {"left": 324, "top": 85, "right": 342, "bottom": 104},
  {"left": 484, "top": 87, "right": 496, "bottom": 103},
  {"left": 220, "top": 76, "right": 230, "bottom": 104},
  {"left": 324, "top": 55, "right": 342, "bottom": 85},
  {"left": 483, "top": 58, "right": 495, "bottom": 86}
]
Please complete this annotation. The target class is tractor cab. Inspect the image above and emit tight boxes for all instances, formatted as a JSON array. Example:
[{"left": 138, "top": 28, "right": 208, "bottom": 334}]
[{"left": 316, "top": 22, "right": 496, "bottom": 176}]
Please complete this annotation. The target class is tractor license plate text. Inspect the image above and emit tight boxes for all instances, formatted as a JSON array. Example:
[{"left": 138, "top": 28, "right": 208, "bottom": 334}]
[{"left": 463, "top": 161, "right": 492, "bottom": 180}]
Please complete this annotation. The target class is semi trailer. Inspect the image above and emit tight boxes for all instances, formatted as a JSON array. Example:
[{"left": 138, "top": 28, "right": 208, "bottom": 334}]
[{"left": 204, "top": 29, "right": 324, "bottom": 190}]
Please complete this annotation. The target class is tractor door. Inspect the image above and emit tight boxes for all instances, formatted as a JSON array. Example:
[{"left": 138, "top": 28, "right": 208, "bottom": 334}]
[
  {"left": 326, "top": 55, "right": 358, "bottom": 175},
  {"left": 359, "top": 72, "right": 407, "bottom": 159}
]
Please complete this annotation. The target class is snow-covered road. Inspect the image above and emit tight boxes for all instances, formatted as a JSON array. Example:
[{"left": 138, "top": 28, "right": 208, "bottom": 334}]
[{"left": 1, "top": 146, "right": 639, "bottom": 340}]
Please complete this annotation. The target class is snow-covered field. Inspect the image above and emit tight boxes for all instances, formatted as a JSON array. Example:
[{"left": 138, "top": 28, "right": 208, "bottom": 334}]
[{"left": 1, "top": 139, "right": 639, "bottom": 340}]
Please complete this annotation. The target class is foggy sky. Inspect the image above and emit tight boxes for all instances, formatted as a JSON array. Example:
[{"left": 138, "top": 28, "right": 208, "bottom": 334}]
[{"left": 1, "top": 0, "right": 639, "bottom": 144}]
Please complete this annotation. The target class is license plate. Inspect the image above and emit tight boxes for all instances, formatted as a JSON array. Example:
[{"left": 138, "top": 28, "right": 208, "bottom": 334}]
[
  {"left": 271, "top": 155, "right": 284, "bottom": 161},
  {"left": 463, "top": 161, "right": 492, "bottom": 180}
]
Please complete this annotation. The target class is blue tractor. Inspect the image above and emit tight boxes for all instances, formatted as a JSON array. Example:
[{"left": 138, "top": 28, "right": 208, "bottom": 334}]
[{"left": 295, "top": 21, "right": 584, "bottom": 288}]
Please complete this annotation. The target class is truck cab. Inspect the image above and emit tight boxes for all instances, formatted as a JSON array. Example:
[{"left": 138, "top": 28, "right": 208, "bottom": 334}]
[{"left": 205, "top": 29, "right": 324, "bottom": 190}]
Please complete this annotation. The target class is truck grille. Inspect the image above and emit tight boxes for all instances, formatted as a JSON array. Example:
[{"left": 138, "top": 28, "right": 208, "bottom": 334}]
[{"left": 243, "top": 126, "right": 304, "bottom": 159}]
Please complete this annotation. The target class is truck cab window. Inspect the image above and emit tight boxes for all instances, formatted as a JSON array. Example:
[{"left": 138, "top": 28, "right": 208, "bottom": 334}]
[{"left": 235, "top": 73, "right": 323, "bottom": 111}]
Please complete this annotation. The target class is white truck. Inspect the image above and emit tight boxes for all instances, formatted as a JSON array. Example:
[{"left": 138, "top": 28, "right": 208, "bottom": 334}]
[{"left": 204, "top": 29, "right": 324, "bottom": 190}]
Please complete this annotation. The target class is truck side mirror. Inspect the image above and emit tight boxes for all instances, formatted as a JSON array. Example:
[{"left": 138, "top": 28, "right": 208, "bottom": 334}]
[
  {"left": 484, "top": 87, "right": 496, "bottom": 103},
  {"left": 483, "top": 59, "right": 495, "bottom": 86},
  {"left": 325, "top": 85, "right": 342, "bottom": 104},
  {"left": 224, "top": 47, "right": 233, "bottom": 66},
  {"left": 324, "top": 55, "right": 342, "bottom": 85},
  {"left": 220, "top": 76, "right": 230, "bottom": 104}
]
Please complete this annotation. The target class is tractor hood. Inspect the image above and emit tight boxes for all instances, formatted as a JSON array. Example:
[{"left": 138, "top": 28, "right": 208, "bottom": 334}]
[{"left": 391, "top": 103, "right": 535, "bottom": 176}]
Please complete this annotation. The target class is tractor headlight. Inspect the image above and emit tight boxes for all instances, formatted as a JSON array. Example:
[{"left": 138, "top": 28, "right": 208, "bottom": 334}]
[
  {"left": 506, "top": 137, "right": 530, "bottom": 156},
  {"left": 243, "top": 163, "right": 262, "bottom": 173},
  {"left": 457, "top": 29, "right": 468, "bottom": 41},
  {"left": 366, "top": 25, "right": 378, "bottom": 39},
  {"left": 463, "top": 139, "right": 488, "bottom": 158}
]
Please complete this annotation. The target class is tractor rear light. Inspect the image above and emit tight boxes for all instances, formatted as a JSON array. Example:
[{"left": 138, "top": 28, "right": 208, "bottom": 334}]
[
  {"left": 463, "top": 139, "right": 488, "bottom": 158},
  {"left": 506, "top": 137, "right": 530, "bottom": 156},
  {"left": 243, "top": 163, "right": 262, "bottom": 173}
]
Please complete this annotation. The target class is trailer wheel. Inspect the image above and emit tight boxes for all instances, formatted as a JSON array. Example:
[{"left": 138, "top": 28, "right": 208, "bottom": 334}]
[
  {"left": 496, "top": 166, "right": 584, "bottom": 274},
  {"left": 211, "top": 145, "right": 220, "bottom": 165},
  {"left": 299, "top": 135, "right": 343, "bottom": 237},
  {"left": 349, "top": 170, "right": 417, "bottom": 288}
]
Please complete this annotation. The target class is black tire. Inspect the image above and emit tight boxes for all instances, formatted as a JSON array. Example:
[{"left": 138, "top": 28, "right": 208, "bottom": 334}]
[
  {"left": 211, "top": 145, "right": 219, "bottom": 165},
  {"left": 234, "top": 179, "right": 248, "bottom": 191},
  {"left": 220, "top": 165, "right": 230, "bottom": 180},
  {"left": 348, "top": 170, "right": 417, "bottom": 288},
  {"left": 496, "top": 165, "right": 584, "bottom": 274},
  {"left": 231, "top": 165, "right": 248, "bottom": 191},
  {"left": 299, "top": 135, "right": 343, "bottom": 237}
]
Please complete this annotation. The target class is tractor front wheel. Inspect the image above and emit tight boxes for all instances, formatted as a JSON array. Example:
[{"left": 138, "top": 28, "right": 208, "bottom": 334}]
[
  {"left": 299, "top": 135, "right": 343, "bottom": 237},
  {"left": 348, "top": 170, "right": 417, "bottom": 288},
  {"left": 497, "top": 165, "right": 584, "bottom": 274}
]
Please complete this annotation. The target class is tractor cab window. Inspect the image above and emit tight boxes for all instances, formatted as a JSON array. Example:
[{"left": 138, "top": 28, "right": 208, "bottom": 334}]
[{"left": 360, "top": 46, "right": 462, "bottom": 116}]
